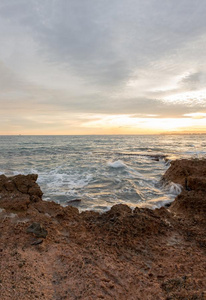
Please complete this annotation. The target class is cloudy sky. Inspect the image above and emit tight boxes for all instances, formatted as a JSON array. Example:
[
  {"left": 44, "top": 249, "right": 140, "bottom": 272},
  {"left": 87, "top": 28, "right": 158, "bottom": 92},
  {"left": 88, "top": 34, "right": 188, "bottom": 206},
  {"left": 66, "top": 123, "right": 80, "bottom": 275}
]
[{"left": 0, "top": 0, "right": 206, "bottom": 134}]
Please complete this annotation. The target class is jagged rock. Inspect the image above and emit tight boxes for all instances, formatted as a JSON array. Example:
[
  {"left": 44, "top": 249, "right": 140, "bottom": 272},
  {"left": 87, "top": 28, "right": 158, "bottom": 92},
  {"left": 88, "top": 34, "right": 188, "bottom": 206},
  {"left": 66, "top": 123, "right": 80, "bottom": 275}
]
[
  {"left": 163, "top": 159, "right": 206, "bottom": 218},
  {"left": 13, "top": 174, "right": 42, "bottom": 197},
  {"left": 0, "top": 160, "right": 206, "bottom": 300},
  {"left": 0, "top": 174, "right": 42, "bottom": 211},
  {"left": 0, "top": 194, "right": 30, "bottom": 211},
  {"left": 0, "top": 174, "right": 7, "bottom": 192},
  {"left": 163, "top": 159, "right": 206, "bottom": 187}
]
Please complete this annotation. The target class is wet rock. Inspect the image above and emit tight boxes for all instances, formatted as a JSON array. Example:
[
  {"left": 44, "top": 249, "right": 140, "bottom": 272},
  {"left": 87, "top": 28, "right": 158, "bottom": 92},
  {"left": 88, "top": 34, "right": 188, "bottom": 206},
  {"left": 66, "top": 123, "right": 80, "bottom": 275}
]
[
  {"left": 163, "top": 159, "right": 206, "bottom": 218},
  {"left": 67, "top": 199, "right": 81, "bottom": 206}
]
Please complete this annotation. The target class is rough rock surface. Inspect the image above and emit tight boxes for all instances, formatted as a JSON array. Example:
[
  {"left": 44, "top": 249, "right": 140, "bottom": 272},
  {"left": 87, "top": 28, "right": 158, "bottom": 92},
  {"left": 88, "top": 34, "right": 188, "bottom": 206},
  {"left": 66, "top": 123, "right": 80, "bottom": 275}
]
[
  {"left": 0, "top": 160, "right": 206, "bottom": 300},
  {"left": 163, "top": 159, "right": 206, "bottom": 218}
]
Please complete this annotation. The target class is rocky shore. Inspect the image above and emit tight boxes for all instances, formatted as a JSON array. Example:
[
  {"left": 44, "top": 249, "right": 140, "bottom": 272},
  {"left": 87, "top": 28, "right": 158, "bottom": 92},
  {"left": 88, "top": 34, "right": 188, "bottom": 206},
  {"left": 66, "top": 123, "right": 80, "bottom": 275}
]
[{"left": 0, "top": 159, "right": 206, "bottom": 300}]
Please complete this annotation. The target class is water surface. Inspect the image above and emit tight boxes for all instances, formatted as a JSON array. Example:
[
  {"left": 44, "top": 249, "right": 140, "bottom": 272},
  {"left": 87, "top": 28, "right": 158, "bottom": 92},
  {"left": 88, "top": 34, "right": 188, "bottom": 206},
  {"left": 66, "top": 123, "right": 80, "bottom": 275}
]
[{"left": 0, "top": 135, "right": 205, "bottom": 212}]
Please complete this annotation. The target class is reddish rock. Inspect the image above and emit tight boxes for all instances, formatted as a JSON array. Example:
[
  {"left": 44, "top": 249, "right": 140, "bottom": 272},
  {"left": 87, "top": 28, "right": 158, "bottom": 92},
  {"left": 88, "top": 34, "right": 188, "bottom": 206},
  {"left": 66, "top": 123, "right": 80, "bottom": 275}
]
[
  {"left": 0, "top": 174, "right": 7, "bottom": 192},
  {"left": 13, "top": 174, "right": 43, "bottom": 197},
  {"left": 0, "top": 194, "right": 30, "bottom": 211},
  {"left": 163, "top": 158, "right": 206, "bottom": 187},
  {"left": 163, "top": 159, "right": 206, "bottom": 219},
  {"left": 0, "top": 174, "right": 42, "bottom": 211},
  {"left": 0, "top": 160, "right": 206, "bottom": 300}
]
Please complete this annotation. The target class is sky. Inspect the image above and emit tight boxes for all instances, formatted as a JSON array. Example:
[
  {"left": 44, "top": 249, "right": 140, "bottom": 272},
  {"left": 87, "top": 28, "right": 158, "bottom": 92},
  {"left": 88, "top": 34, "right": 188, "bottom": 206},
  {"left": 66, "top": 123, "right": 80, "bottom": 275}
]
[{"left": 0, "top": 0, "right": 206, "bottom": 135}]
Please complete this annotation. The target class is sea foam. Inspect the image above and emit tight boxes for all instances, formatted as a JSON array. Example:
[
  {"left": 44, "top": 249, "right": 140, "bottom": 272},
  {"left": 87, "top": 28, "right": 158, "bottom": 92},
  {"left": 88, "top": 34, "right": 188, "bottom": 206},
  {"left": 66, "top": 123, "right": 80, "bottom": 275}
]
[
  {"left": 107, "top": 160, "right": 127, "bottom": 168},
  {"left": 167, "top": 182, "right": 182, "bottom": 195}
]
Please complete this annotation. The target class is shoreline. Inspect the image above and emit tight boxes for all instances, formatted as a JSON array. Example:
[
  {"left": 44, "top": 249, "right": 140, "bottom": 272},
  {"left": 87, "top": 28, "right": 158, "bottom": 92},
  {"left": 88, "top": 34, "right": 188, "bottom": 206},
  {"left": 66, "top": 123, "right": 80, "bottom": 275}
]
[{"left": 0, "top": 159, "right": 206, "bottom": 299}]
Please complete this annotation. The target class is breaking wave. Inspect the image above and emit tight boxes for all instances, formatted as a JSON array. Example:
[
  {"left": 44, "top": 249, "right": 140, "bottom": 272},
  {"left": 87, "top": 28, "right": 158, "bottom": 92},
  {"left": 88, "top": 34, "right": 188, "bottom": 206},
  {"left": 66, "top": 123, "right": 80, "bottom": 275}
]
[{"left": 107, "top": 160, "right": 127, "bottom": 168}]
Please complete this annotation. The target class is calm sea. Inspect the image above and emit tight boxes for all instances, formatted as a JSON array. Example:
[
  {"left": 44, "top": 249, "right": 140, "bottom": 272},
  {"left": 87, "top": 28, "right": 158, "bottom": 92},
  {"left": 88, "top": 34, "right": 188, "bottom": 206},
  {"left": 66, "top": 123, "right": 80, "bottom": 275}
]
[{"left": 0, "top": 135, "right": 205, "bottom": 212}]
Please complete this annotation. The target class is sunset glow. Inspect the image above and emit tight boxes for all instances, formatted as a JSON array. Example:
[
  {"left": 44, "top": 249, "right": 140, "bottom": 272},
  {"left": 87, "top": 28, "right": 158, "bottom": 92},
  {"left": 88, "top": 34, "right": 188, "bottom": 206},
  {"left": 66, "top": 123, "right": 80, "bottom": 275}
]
[{"left": 81, "top": 114, "right": 206, "bottom": 135}]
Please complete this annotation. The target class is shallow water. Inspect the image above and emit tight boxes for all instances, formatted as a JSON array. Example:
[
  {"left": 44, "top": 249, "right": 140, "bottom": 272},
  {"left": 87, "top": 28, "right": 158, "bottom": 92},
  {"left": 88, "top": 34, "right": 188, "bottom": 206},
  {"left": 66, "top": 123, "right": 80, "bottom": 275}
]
[{"left": 0, "top": 135, "right": 205, "bottom": 212}]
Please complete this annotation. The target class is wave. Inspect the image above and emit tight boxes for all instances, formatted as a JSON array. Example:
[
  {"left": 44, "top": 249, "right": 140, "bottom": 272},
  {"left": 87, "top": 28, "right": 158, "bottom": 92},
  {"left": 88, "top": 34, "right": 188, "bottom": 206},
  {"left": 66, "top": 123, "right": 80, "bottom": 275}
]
[
  {"left": 165, "top": 182, "right": 182, "bottom": 195},
  {"left": 137, "top": 197, "right": 173, "bottom": 209},
  {"left": 39, "top": 172, "right": 93, "bottom": 190},
  {"left": 107, "top": 160, "right": 127, "bottom": 168},
  {"left": 115, "top": 152, "right": 167, "bottom": 159}
]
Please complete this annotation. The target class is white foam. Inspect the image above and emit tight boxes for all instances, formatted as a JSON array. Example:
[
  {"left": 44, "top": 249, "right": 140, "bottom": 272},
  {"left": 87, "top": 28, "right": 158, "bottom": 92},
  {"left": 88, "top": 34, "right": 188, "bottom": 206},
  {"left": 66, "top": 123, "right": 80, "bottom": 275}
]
[
  {"left": 108, "top": 160, "right": 145, "bottom": 179},
  {"left": 136, "top": 202, "right": 156, "bottom": 209},
  {"left": 136, "top": 197, "right": 173, "bottom": 209},
  {"left": 108, "top": 160, "right": 127, "bottom": 168},
  {"left": 167, "top": 182, "right": 182, "bottom": 195},
  {"left": 13, "top": 171, "right": 22, "bottom": 175},
  {"left": 12, "top": 168, "right": 38, "bottom": 176},
  {"left": 38, "top": 171, "right": 93, "bottom": 198}
]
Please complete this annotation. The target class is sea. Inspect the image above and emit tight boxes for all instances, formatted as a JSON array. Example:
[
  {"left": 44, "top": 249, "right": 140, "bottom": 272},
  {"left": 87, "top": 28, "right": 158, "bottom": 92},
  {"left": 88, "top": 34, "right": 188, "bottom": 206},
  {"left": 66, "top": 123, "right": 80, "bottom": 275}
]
[{"left": 0, "top": 135, "right": 205, "bottom": 212}]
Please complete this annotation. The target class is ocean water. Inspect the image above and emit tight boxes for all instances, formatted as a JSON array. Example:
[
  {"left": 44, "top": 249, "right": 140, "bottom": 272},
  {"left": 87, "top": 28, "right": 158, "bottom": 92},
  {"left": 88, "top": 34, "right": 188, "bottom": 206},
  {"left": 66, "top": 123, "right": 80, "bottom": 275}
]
[{"left": 0, "top": 135, "right": 205, "bottom": 212}]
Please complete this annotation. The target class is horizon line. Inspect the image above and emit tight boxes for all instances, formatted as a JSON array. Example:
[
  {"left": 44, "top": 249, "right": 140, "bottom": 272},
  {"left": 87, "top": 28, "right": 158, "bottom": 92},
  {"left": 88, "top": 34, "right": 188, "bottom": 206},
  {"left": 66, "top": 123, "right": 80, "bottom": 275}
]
[{"left": 0, "top": 132, "right": 206, "bottom": 136}]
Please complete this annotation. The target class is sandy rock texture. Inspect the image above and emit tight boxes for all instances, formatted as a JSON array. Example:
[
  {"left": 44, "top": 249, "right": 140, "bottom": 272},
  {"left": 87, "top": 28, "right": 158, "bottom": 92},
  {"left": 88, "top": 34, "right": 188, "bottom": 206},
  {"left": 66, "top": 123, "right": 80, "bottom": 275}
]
[{"left": 0, "top": 159, "right": 206, "bottom": 300}]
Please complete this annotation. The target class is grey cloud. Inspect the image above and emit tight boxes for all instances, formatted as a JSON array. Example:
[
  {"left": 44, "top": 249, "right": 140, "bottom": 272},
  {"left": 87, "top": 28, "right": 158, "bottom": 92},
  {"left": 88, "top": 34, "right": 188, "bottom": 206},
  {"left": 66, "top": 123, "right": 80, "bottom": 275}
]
[
  {"left": 0, "top": 0, "right": 206, "bottom": 130},
  {"left": 36, "top": 0, "right": 206, "bottom": 86},
  {"left": 110, "top": 98, "right": 206, "bottom": 118},
  {"left": 147, "top": 69, "right": 206, "bottom": 98},
  {"left": 1, "top": 0, "right": 206, "bottom": 88},
  {"left": 179, "top": 71, "right": 206, "bottom": 90},
  {"left": 0, "top": 61, "right": 24, "bottom": 91},
  {"left": 42, "top": 93, "right": 206, "bottom": 118}
]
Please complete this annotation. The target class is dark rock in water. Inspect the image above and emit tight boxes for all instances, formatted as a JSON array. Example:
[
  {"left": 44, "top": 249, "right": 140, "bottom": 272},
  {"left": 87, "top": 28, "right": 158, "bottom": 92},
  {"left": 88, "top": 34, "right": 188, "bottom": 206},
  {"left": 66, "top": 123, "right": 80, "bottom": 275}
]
[
  {"left": 164, "top": 202, "right": 171, "bottom": 208},
  {"left": 26, "top": 223, "right": 48, "bottom": 238},
  {"left": 150, "top": 154, "right": 167, "bottom": 161},
  {"left": 67, "top": 199, "right": 81, "bottom": 206}
]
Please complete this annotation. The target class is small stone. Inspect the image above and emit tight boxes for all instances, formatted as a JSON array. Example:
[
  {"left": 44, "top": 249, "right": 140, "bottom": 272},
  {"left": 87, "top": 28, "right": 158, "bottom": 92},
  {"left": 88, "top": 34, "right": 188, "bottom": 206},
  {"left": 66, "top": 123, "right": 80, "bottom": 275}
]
[
  {"left": 26, "top": 223, "right": 48, "bottom": 238},
  {"left": 18, "top": 262, "right": 25, "bottom": 268},
  {"left": 31, "top": 239, "right": 43, "bottom": 246}
]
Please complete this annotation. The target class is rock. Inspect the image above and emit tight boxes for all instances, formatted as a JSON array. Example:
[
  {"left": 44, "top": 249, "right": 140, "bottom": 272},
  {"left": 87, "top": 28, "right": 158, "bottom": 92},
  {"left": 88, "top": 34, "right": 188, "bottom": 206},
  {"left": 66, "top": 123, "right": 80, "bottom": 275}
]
[
  {"left": 0, "top": 194, "right": 30, "bottom": 211},
  {"left": 67, "top": 199, "right": 81, "bottom": 206},
  {"left": 0, "top": 175, "right": 7, "bottom": 192},
  {"left": 163, "top": 159, "right": 206, "bottom": 218},
  {"left": 0, "top": 161, "right": 206, "bottom": 299},
  {"left": 26, "top": 223, "right": 48, "bottom": 238},
  {"left": 0, "top": 174, "right": 42, "bottom": 211},
  {"left": 13, "top": 174, "right": 43, "bottom": 198},
  {"left": 162, "top": 159, "right": 206, "bottom": 187}
]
